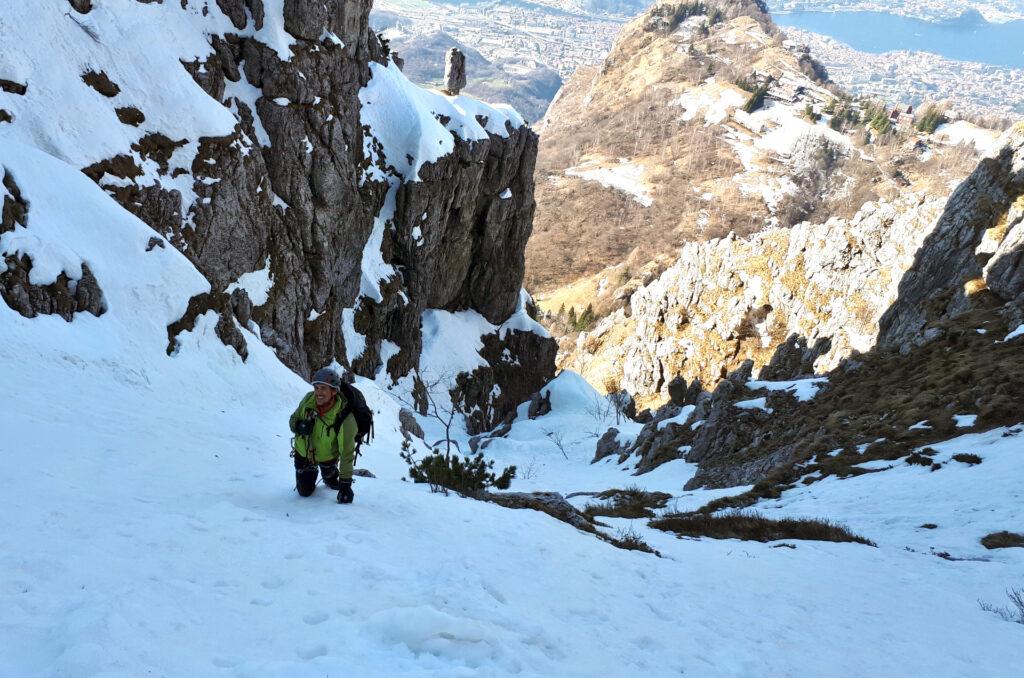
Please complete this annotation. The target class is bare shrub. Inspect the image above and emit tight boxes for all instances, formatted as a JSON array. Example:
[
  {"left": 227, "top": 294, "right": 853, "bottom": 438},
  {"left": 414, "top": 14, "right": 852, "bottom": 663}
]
[
  {"left": 543, "top": 429, "right": 570, "bottom": 459},
  {"left": 979, "top": 587, "right": 1024, "bottom": 624}
]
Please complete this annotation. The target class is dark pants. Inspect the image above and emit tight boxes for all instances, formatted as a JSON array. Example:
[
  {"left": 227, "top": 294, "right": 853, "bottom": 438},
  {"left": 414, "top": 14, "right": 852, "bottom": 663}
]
[{"left": 294, "top": 454, "right": 340, "bottom": 496}]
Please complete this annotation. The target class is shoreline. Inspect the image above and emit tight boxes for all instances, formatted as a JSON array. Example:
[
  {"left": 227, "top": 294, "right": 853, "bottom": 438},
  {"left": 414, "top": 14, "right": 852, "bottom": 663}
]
[{"left": 771, "top": 6, "right": 1024, "bottom": 26}]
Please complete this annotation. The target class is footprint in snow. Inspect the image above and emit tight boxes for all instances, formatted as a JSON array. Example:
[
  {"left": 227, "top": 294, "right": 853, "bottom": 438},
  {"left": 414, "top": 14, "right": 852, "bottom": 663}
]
[
  {"left": 261, "top": 576, "right": 285, "bottom": 590},
  {"left": 303, "top": 611, "right": 329, "bottom": 625},
  {"left": 250, "top": 598, "right": 273, "bottom": 607},
  {"left": 212, "top": 657, "right": 238, "bottom": 668},
  {"left": 325, "top": 543, "right": 346, "bottom": 557},
  {"left": 297, "top": 643, "right": 328, "bottom": 660}
]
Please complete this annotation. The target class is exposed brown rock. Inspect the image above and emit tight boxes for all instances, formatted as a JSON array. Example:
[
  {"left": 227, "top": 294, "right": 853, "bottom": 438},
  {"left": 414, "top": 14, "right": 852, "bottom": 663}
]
[
  {"left": 115, "top": 106, "right": 146, "bottom": 126},
  {"left": 2, "top": 171, "right": 28, "bottom": 233},
  {"left": 483, "top": 491, "right": 598, "bottom": 534},
  {"left": 0, "top": 79, "right": 27, "bottom": 95},
  {"left": 1, "top": 256, "right": 106, "bottom": 321},
  {"left": 81, "top": 70, "right": 120, "bottom": 97},
  {"left": 166, "top": 290, "right": 248, "bottom": 361}
]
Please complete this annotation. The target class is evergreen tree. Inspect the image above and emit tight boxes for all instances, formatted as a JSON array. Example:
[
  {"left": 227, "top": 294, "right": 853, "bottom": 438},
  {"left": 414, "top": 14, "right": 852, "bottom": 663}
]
[
  {"left": 577, "top": 303, "right": 595, "bottom": 331},
  {"left": 742, "top": 84, "right": 770, "bottom": 114},
  {"left": 915, "top": 105, "right": 947, "bottom": 134}
]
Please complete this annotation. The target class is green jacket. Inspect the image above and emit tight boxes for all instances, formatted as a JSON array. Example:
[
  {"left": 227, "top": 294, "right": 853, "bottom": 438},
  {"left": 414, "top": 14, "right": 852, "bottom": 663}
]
[{"left": 289, "top": 391, "right": 357, "bottom": 480}]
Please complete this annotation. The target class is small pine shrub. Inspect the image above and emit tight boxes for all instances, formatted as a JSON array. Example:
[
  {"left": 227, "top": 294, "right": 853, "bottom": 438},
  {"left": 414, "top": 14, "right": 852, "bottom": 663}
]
[
  {"left": 742, "top": 84, "right": 770, "bottom": 113},
  {"left": 575, "top": 303, "right": 596, "bottom": 331},
  {"left": 401, "top": 449, "right": 515, "bottom": 498},
  {"left": 915, "top": 105, "right": 947, "bottom": 134}
]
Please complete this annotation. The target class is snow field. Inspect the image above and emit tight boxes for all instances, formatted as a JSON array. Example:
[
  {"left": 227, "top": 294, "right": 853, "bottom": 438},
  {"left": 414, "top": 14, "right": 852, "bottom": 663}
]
[{"left": 2, "top": 4, "right": 1023, "bottom": 676}]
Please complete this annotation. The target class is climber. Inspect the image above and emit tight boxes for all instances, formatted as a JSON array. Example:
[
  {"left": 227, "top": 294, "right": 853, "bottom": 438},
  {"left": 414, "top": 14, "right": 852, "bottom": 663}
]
[{"left": 289, "top": 367, "right": 357, "bottom": 504}]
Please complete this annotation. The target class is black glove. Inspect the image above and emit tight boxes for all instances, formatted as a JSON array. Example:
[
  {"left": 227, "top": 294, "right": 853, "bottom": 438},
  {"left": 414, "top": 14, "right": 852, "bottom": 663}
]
[
  {"left": 336, "top": 479, "right": 354, "bottom": 504},
  {"left": 294, "top": 417, "right": 315, "bottom": 436},
  {"left": 293, "top": 452, "right": 312, "bottom": 471}
]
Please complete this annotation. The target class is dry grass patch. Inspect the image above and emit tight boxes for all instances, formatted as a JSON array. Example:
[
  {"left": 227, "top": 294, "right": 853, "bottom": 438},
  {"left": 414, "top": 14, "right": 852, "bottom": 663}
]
[
  {"left": 981, "top": 531, "right": 1024, "bottom": 550},
  {"left": 584, "top": 486, "right": 672, "bottom": 519},
  {"left": 602, "top": 527, "right": 661, "bottom": 556},
  {"left": 650, "top": 510, "right": 875, "bottom": 546},
  {"left": 952, "top": 453, "right": 983, "bottom": 466}
]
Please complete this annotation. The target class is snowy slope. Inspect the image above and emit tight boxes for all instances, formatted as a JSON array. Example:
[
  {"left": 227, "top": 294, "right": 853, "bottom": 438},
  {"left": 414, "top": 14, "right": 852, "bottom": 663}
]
[
  {"left": 2, "top": 4, "right": 1023, "bottom": 677},
  {"left": 4, "top": 244, "right": 1024, "bottom": 678}
]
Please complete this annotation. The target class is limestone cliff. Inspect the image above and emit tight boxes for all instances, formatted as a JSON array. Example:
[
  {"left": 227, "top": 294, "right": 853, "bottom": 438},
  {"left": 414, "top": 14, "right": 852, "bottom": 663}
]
[
  {"left": 528, "top": 0, "right": 982, "bottom": 400},
  {"left": 597, "top": 126, "right": 1024, "bottom": 488}
]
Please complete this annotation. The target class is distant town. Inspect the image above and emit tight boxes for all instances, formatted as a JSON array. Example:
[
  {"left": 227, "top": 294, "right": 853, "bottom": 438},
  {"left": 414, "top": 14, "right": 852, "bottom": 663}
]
[
  {"left": 375, "top": 0, "right": 624, "bottom": 78},
  {"left": 374, "top": 0, "right": 1024, "bottom": 120},
  {"left": 785, "top": 28, "right": 1024, "bottom": 118}
]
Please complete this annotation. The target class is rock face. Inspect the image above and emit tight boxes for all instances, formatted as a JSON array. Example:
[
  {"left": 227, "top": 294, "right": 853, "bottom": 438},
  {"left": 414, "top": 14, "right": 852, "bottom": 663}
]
[
  {"left": 566, "top": 128, "right": 1024, "bottom": 408},
  {"left": 567, "top": 191, "right": 946, "bottom": 404},
  {"left": 442, "top": 47, "right": 466, "bottom": 95},
  {"left": 1, "top": 1, "right": 555, "bottom": 424},
  {"left": 879, "top": 126, "right": 1024, "bottom": 349},
  {"left": 1, "top": 171, "right": 107, "bottom": 320},
  {"left": 602, "top": 127, "right": 1024, "bottom": 489}
]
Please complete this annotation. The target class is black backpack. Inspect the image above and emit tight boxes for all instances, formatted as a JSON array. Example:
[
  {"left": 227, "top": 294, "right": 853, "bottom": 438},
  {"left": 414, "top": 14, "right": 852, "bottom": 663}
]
[{"left": 332, "top": 382, "right": 374, "bottom": 457}]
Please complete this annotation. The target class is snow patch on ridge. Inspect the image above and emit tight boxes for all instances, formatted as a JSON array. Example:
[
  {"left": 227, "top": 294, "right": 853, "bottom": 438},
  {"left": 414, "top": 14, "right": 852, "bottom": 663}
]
[
  {"left": 565, "top": 159, "right": 653, "bottom": 207},
  {"left": 225, "top": 257, "right": 273, "bottom": 307},
  {"left": 359, "top": 61, "right": 525, "bottom": 183}
]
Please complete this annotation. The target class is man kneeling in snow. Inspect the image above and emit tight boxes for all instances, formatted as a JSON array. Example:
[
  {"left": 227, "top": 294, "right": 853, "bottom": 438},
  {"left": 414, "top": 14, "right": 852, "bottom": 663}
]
[{"left": 289, "top": 367, "right": 357, "bottom": 504}]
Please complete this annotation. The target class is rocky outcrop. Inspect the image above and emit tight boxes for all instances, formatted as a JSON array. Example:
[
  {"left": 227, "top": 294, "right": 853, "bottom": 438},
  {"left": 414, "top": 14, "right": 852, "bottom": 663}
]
[
  {"left": 602, "top": 129, "right": 1024, "bottom": 489},
  {"left": 566, "top": 192, "right": 945, "bottom": 404},
  {"left": 1, "top": 255, "right": 106, "bottom": 321},
  {"left": 879, "top": 126, "right": 1024, "bottom": 349},
  {"left": 1, "top": 172, "right": 106, "bottom": 321},
  {"left": 459, "top": 327, "right": 558, "bottom": 433},
  {"left": 443, "top": 48, "right": 466, "bottom": 95},
  {"left": 2, "top": 2, "right": 555, "bottom": 424},
  {"left": 561, "top": 126, "right": 1023, "bottom": 414},
  {"left": 483, "top": 491, "right": 598, "bottom": 534}
]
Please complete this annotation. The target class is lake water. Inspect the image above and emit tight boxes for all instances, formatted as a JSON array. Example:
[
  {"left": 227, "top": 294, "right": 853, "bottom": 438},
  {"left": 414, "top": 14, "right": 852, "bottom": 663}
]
[{"left": 773, "top": 11, "right": 1024, "bottom": 69}]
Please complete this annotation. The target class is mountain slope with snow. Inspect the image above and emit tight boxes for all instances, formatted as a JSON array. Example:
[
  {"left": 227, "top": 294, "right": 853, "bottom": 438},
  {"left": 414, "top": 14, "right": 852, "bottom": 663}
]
[{"left": 2, "top": 2, "right": 1023, "bottom": 676}]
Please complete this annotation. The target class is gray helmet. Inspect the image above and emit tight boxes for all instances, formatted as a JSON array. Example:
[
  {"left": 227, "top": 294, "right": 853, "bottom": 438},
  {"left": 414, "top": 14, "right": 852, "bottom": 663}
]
[{"left": 311, "top": 367, "right": 341, "bottom": 391}]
